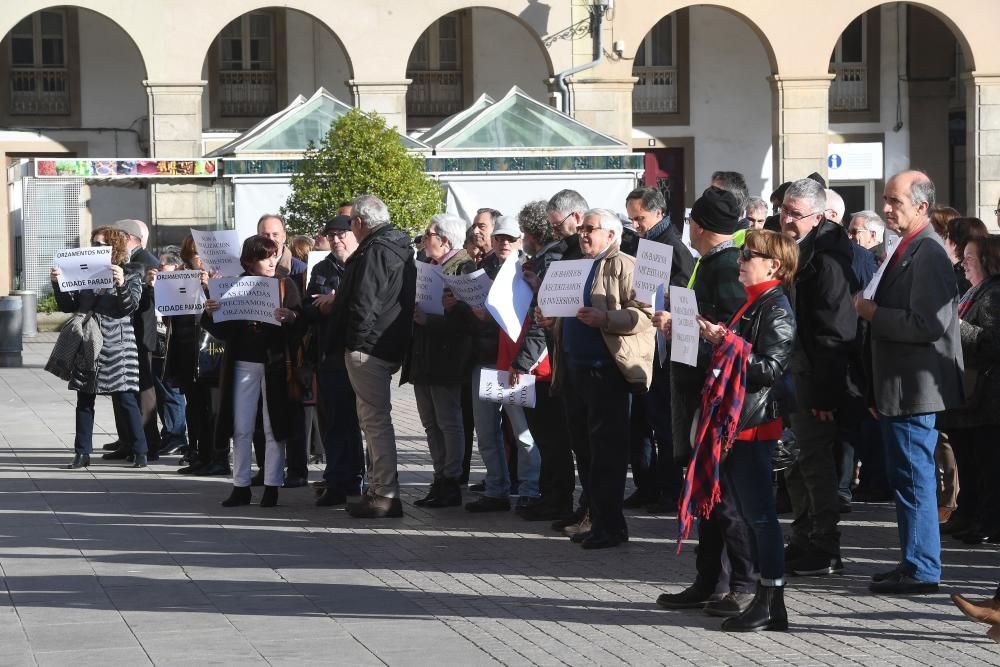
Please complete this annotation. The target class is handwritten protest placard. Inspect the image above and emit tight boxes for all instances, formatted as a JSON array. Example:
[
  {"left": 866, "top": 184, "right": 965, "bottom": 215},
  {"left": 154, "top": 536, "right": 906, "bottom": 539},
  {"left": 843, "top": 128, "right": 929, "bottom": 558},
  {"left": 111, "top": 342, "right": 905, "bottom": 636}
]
[
  {"left": 477, "top": 368, "right": 537, "bottom": 408},
  {"left": 415, "top": 261, "right": 444, "bottom": 315},
  {"left": 54, "top": 246, "right": 113, "bottom": 292},
  {"left": 191, "top": 229, "right": 243, "bottom": 277},
  {"left": 633, "top": 239, "right": 674, "bottom": 306},
  {"left": 442, "top": 269, "right": 493, "bottom": 309},
  {"left": 537, "top": 259, "right": 595, "bottom": 318},
  {"left": 486, "top": 255, "right": 534, "bottom": 341},
  {"left": 208, "top": 276, "right": 281, "bottom": 325},
  {"left": 154, "top": 270, "right": 204, "bottom": 316},
  {"left": 669, "top": 286, "right": 699, "bottom": 367}
]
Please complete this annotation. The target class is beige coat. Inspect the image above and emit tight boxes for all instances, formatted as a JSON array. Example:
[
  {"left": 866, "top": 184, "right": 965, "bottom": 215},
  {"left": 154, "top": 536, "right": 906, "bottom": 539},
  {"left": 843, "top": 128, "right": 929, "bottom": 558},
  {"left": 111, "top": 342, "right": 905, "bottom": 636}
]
[{"left": 551, "top": 245, "right": 655, "bottom": 394}]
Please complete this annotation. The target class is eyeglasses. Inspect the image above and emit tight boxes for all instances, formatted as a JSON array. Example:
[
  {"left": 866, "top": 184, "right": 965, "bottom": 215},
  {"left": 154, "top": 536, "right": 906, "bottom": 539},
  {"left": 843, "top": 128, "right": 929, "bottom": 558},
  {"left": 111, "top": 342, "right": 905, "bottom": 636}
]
[
  {"left": 779, "top": 208, "right": 821, "bottom": 223},
  {"left": 738, "top": 246, "right": 772, "bottom": 262},
  {"left": 579, "top": 224, "right": 603, "bottom": 235},
  {"left": 847, "top": 228, "right": 870, "bottom": 238},
  {"left": 423, "top": 230, "right": 443, "bottom": 240},
  {"left": 326, "top": 231, "right": 350, "bottom": 240}
]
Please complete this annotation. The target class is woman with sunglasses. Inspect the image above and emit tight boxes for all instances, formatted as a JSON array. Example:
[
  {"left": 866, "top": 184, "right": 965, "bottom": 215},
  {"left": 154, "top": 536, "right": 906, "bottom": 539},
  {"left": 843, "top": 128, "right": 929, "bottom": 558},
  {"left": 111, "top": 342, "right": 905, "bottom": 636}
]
[
  {"left": 696, "top": 230, "right": 799, "bottom": 632},
  {"left": 50, "top": 226, "right": 148, "bottom": 470}
]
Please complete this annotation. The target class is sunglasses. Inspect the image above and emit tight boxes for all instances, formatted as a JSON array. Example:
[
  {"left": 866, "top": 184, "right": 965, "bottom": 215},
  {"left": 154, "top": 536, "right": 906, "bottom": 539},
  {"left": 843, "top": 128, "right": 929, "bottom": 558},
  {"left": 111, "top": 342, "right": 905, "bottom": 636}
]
[{"left": 738, "top": 246, "right": 772, "bottom": 262}]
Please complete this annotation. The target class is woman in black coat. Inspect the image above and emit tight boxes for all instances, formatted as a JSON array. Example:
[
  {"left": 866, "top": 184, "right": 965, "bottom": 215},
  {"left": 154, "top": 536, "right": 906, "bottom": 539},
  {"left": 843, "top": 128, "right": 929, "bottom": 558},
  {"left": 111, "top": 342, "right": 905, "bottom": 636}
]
[
  {"left": 696, "top": 230, "right": 798, "bottom": 632},
  {"left": 202, "top": 235, "right": 303, "bottom": 507},
  {"left": 51, "top": 226, "right": 148, "bottom": 469}
]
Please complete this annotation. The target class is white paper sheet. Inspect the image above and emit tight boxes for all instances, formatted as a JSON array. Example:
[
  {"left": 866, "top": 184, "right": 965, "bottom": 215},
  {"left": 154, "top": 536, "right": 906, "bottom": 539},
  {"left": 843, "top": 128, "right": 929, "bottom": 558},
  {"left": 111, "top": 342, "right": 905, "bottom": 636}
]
[
  {"left": 477, "top": 368, "right": 537, "bottom": 408},
  {"left": 633, "top": 238, "right": 674, "bottom": 306},
  {"left": 486, "top": 255, "right": 534, "bottom": 342},
  {"left": 415, "top": 261, "right": 445, "bottom": 316},
  {"left": 208, "top": 276, "right": 281, "bottom": 325},
  {"left": 669, "top": 285, "right": 700, "bottom": 367},
  {"left": 537, "top": 258, "right": 595, "bottom": 318},
  {"left": 305, "top": 251, "right": 327, "bottom": 291},
  {"left": 154, "top": 270, "right": 204, "bottom": 316},
  {"left": 191, "top": 229, "right": 243, "bottom": 277},
  {"left": 53, "top": 246, "right": 113, "bottom": 292},
  {"left": 863, "top": 230, "right": 902, "bottom": 299},
  {"left": 443, "top": 269, "right": 493, "bottom": 309}
]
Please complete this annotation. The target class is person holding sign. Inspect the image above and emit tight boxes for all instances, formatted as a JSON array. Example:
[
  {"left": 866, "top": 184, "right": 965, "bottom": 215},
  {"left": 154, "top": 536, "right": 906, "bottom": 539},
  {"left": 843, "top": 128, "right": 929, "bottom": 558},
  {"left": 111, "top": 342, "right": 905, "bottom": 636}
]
[
  {"left": 201, "top": 235, "right": 303, "bottom": 509},
  {"left": 536, "top": 208, "right": 654, "bottom": 549},
  {"left": 691, "top": 230, "right": 799, "bottom": 632},
  {"left": 403, "top": 214, "right": 476, "bottom": 509},
  {"left": 50, "top": 226, "right": 148, "bottom": 470}
]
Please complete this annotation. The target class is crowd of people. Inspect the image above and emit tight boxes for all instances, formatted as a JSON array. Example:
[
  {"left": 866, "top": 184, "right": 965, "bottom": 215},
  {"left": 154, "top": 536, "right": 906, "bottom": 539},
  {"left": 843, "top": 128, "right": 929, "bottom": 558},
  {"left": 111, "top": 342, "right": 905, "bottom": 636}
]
[{"left": 45, "top": 168, "right": 1000, "bottom": 637}]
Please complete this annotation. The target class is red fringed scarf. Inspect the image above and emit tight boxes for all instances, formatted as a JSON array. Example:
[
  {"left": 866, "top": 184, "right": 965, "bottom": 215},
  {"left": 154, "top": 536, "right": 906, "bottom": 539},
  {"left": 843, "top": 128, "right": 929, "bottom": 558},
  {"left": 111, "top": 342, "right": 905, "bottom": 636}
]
[{"left": 677, "top": 330, "right": 752, "bottom": 552}]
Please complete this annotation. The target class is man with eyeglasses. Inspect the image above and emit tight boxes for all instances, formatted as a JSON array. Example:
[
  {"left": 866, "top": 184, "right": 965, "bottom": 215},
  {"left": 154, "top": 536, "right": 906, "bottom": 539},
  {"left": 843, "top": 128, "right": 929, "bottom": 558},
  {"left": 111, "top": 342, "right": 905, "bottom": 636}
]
[
  {"left": 779, "top": 177, "right": 860, "bottom": 577},
  {"left": 546, "top": 189, "right": 588, "bottom": 261},
  {"left": 304, "top": 215, "right": 364, "bottom": 508}
]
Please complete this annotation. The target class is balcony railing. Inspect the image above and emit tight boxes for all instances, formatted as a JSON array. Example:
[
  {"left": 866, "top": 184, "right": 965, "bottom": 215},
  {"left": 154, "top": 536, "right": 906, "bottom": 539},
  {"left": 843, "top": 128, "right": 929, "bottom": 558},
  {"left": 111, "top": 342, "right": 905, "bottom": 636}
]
[
  {"left": 632, "top": 66, "right": 678, "bottom": 115},
  {"left": 830, "top": 63, "right": 868, "bottom": 112},
  {"left": 219, "top": 69, "right": 277, "bottom": 117},
  {"left": 10, "top": 67, "right": 69, "bottom": 115},
  {"left": 407, "top": 70, "right": 463, "bottom": 117}
]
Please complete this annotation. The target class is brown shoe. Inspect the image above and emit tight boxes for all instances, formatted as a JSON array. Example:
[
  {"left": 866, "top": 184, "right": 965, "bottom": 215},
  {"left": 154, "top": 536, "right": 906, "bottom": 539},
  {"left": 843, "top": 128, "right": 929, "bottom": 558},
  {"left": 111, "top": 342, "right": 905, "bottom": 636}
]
[
  {"left": 347, "top": 491, "right": 403, "bottom": 519},
  {"left": 951, "top": 594, "right": 1000, "bottom": 625},
  {"left": 563, "top": 511, "right": 591, "bottom": 537}
]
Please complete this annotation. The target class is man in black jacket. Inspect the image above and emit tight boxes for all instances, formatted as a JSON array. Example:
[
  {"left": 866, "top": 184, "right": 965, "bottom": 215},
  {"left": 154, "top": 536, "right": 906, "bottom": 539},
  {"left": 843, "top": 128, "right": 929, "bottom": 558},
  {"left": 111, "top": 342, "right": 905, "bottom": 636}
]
[
  {"left": 103, "top": 219, "right": 162, "bottom": 461},
  {"left": 621, "top": 187, "right": 695, "bottom": 512},
  {"left": 332, "top": 195, "right": 416, "bottom": 518},
  {"left": 780, "top": 178, "right": 860, "bottom": 576},
  {"left": 306, "top": 215, "right": 363, "bottom": 507},
  {"left": 546, "top": 189, "right": 587, "bottom": 262}
]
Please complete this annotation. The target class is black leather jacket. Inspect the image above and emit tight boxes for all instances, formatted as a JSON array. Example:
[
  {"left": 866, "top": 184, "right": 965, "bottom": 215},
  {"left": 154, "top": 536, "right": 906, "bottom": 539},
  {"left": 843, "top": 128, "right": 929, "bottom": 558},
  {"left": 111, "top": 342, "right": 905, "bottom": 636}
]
[{"left": 731, "top": 285, "right": 797, "bottom": 431}]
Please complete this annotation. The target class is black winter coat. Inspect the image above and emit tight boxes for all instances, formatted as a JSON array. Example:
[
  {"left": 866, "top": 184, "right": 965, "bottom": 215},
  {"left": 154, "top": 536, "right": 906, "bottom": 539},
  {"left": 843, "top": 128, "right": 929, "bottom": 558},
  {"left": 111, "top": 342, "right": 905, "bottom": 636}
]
[
  {"left": 454, "top": 252, "right": 503, "bottom": 366},
  {"left": 621, "top": 218, "right": 696, "bottom": 289},
  {"left": 329, "top": 225, "right": 416, "bottom": 364},
  {"left": 304, "top": 253, "right": 346, "bottom": 368},
  {"left": 126, "top": 246, "right": 160, "bottom": 355},
  {"left": 730, "top": 286, "right": 797, "bottom": 431}
]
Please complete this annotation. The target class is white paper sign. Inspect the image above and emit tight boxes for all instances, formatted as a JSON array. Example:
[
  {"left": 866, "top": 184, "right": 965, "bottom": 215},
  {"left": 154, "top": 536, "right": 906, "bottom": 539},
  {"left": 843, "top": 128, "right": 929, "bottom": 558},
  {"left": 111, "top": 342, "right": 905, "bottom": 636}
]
[
  {"left": 443, "top": 269, "right": 493, "bottom": 309},
  {"left": 654, "top": 283, "right": 667, "bottom": 367},
  {"left": 305, "top": 250, "right": 327, "bottom": 290},
  {"left": 669, "top": 285, "right": 699, "bottom": 367},
  {"left": 486, "top": 255, "right": 534, "bottom": 342},
  {"left": 154, "top": 270, "right": 204, "bottom": 316},
  {"left": 415, "top": 261, "right": 445, "bottom": 316},
  {"left": 208, "top": 276, "right": 281, "bottom": 325},
  {"left": 633, "top": 238, "right": 674, "bottom": 306},
  {"left": 54, "top": 246, "right": 113, "bottom": 292},
  {"left": 478, "top": 368, "right": 537, "bottom": 408},
  {"left": 863, "top": 230, "right": 902, "bottom": 299},
  {"left": 537, "top": 258, "right": 595, "bottom": 317},
  {"left": 192, "top": 229, "right": 243, "bottom": 277}
]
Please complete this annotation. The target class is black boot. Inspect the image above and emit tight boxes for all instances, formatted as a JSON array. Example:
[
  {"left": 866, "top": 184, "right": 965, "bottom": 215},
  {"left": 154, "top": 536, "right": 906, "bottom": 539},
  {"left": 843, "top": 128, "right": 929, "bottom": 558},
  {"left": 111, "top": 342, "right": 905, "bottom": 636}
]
[
  {"left": 721, "top": 583, "right": 788, "bottom": 632},
  {"left": 66, "top": 453, "right": 90, "bottom": 469},
  {"left": 221, "top": 486, "right": 252, "bottom": 507},
  {"left": 260, "top": 485, "right": 279, "bottom": 508},
  {"left": 424, "top": 478, "right": 462, "bottom": 508},
  {"left": 413, "top": 479, "right": 443, "bottom": 507}
]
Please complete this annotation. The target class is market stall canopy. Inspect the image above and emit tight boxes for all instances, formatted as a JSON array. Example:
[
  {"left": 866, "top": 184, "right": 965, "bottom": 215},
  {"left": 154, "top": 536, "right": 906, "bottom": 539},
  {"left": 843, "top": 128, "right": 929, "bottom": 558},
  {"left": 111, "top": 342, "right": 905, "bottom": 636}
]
[
  {"left": 419, "top": 86, "right": 626, "bottom": 154},
  {"left": 207, "top": 88, "right": 427, "bottom": 157}
]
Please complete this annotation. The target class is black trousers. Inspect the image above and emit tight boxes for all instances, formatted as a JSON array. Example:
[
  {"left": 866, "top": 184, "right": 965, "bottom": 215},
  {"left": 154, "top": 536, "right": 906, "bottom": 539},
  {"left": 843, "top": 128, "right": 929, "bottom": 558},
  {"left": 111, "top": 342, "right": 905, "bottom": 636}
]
[
  {"left": 950, "top": 425, "right": 1000, "bottom": 533},
  {"left": 112, "top": 350, "right": 161, "bottom": 456},
  {"left": 460, "top": 381, "right": 475, "bottom": 483},
  {"left": 525, "top": 380, "right": 575, "bottom": 513},
  {"left": 562, "top": 364, "right": 631, "bottom": 536},
  {"left": 693, "top": 480, "right": 757, "bottom": 595},
  {"left": 628, "top": 364, "right": 683, "bottom": 503}
]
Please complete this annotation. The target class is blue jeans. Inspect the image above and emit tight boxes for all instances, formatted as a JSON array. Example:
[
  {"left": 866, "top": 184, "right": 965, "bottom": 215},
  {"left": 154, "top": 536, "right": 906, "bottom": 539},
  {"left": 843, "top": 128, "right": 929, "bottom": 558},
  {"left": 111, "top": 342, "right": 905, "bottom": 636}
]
[
  {"left": 724, "top": 439, "right": 784, "bottom": 581},
  {"left": 75, "top": 391, "right": 147, "bottom": 456},
  {"left": 470, "top": 367, "right": 508, "bottom": 500},
  {"left": 879, "top": 413, "right": 941, "bottom": 582},
  {"left": 504, "top": 404, "right": 540, "bottom": 498},
  {"left": 317, "top": 367, "right": 364, "bottom": 495}
]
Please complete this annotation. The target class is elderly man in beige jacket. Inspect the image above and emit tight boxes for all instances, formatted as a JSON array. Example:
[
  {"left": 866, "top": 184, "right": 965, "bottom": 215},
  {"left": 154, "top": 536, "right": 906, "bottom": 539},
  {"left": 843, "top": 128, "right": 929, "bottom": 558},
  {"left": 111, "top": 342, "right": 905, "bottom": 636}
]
[{"left": 538, "top": 207, "right": 654, "bottom": 550}]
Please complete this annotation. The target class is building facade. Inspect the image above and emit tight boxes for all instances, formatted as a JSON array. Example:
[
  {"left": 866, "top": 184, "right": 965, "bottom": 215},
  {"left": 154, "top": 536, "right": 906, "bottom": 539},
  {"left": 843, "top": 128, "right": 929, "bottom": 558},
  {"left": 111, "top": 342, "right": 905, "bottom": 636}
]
[{"left": 2, "top": 0, "right": 999, "bottom": 291}]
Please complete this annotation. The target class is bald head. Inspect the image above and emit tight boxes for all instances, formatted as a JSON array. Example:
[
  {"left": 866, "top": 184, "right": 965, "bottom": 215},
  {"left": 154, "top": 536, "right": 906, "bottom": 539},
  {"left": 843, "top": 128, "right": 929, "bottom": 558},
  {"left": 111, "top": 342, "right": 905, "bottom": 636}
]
[
  {"left": 824, "top": 189, "right": 845, "bottom": 225},
  {"left": 883, "top": 170, "right": 935, "bottom": 235}
]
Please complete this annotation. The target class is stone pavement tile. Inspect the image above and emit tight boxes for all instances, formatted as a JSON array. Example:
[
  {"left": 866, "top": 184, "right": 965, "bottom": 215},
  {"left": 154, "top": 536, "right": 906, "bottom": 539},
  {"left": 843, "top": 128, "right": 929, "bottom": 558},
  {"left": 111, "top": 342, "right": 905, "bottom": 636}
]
[
  {"left": 121, "top": 607, "right": 233, "bottom": 635},
  {"left": 22, "top": 619, "right": 139, "bottom": 653},
  {"left": 34, "top": 647, "right": 153, "bottom": 667}
]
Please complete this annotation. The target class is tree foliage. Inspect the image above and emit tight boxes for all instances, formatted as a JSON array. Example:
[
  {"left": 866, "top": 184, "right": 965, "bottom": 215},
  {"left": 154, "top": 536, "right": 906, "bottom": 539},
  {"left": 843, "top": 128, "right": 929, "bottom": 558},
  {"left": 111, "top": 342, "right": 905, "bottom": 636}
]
[{"left": 281, "top": 108, "right": 442, "bottom": 236}]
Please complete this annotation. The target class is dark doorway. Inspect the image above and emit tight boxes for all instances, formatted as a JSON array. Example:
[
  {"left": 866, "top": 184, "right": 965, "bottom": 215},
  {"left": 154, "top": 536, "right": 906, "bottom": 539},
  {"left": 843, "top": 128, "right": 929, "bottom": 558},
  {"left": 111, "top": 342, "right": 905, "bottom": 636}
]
[
  {"left": 642, "top": 148, "right": 684, "bottom": 229},
  {"left": 832, "top": 184, "right": 867, "bottom": 218}
]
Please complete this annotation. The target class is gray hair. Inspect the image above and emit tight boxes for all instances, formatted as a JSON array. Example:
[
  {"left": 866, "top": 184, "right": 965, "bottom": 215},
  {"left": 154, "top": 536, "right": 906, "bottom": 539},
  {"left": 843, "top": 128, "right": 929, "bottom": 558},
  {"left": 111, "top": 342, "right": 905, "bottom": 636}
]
[
  {"left": 909, "top": 173, "right": 936, "bottom": 209},
  {"left": 851, "top": 210, "right": 886, "bottom": 243},
  {"left": 585, "top": 208, "right": 623, "bottom": 241},
  {"left": 351, "top": 194, "right": 391, "bottom": 229},
  {"left": 429, "top": 213, "right": 468, "bottom": 248},
  {"left": 711, "top": 171, "right": 749, "bottom": 212},
  {"left": 626, "top": 186, "right": 666, "bottom": 215},
  {"left": 159, "top": 247, "right": 182, "bottom": 267},
  {"left": 546, "top": 189, "right": 589, "bottom": 217},
  {"left": 517, "top": 200, "right": 553, "bottom": 245},
  {"left": 257, "top": 213, "right": 286, "bottom": 231},
  {"left": 824, "top": 188, "right": 846, "bottom": 223},
  {"left": 746, "top": 196, "right": 768, "bottom": 215},
  {"left": 784, "top": 178, "right": 827, "bottom": 216}
]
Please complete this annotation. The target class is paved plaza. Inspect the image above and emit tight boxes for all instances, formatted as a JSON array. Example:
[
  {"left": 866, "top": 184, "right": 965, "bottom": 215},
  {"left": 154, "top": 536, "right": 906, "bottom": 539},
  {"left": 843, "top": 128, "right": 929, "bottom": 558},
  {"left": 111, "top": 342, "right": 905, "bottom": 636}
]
[{"left": 0, "top": 334, "right": 995, "bottom": 666}]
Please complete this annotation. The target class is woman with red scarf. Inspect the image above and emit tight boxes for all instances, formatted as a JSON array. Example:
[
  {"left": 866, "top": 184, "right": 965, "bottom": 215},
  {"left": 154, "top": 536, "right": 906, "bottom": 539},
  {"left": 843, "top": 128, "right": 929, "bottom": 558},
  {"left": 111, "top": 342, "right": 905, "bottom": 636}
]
[{"left": 696, "top": 230, "right": 798, "bottom": 632}]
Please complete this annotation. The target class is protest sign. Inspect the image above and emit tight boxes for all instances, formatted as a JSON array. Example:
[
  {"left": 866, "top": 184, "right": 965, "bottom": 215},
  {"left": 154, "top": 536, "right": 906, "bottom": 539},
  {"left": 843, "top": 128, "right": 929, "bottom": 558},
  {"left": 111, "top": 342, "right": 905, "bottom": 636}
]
[
  {"left": 654, "top": 283, "right": 667, "bottom": 367},
  {"left": 305, "top": 250, "right": 327, "bottom": 289},
  {"left": 633, "top": 239, "right": 674, "bottom": 306},
  {"left": 442, "top": 269, "right": 493, "bottom": 309},
  {"left": 54, "top": 246, "right": 113, "bottom": 292},
  {"left": 415, "top": 261, "right": 445, "bottom": 316},
  {"left": 477, "top": 368, "right": 537, "bottom": 408},
  {"left": 486, "top": 256, "right": 534, "bottom": 341},
  {"left": 208, "top": 276, "right": 281, "bottom": 325},
  {"left": 669, "top": 286, "right": 699, "bottom": 367},
  {"left": 154, "top": 270, "right": 204, "bottom": 316},
  {"left": 863, "top": 230, "right": 902, "bottom": 299},
  {"left": 191, "top": 229, "right": 243, "bottom": 277},
  {"left": 537, "top": 258, "right": 595, "bottom": 318}
]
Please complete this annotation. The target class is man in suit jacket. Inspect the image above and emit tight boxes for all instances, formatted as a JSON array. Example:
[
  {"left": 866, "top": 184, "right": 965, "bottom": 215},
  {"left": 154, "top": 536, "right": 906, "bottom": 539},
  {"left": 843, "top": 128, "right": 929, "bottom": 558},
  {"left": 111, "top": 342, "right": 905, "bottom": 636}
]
[{"left": 854, "top": 170, "right": 964, "bottom": 595}]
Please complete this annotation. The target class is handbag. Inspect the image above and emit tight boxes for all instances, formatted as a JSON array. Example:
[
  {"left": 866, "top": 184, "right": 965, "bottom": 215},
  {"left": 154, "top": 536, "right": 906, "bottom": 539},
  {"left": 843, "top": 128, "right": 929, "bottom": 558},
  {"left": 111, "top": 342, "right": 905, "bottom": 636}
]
[
  {"left": 195, "top": 330, "right": 225, "bottom": 385},
  {"left": 45, "top": 311, "right": 102, "bottom": 382}
]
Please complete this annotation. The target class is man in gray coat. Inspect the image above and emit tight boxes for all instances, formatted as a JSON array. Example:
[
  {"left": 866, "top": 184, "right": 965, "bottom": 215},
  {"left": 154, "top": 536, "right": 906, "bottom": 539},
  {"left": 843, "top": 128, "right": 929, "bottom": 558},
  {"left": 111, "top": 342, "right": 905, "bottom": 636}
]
[{"left": 853, "top": 170, "right": 964, "bottom": 595}]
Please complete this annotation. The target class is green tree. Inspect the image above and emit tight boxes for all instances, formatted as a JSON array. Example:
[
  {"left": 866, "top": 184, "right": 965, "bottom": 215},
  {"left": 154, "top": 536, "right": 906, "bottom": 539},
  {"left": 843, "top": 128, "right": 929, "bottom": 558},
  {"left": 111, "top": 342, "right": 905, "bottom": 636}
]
[{"left": 281, "top": 108, "right": 442, "bottom": 236}]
